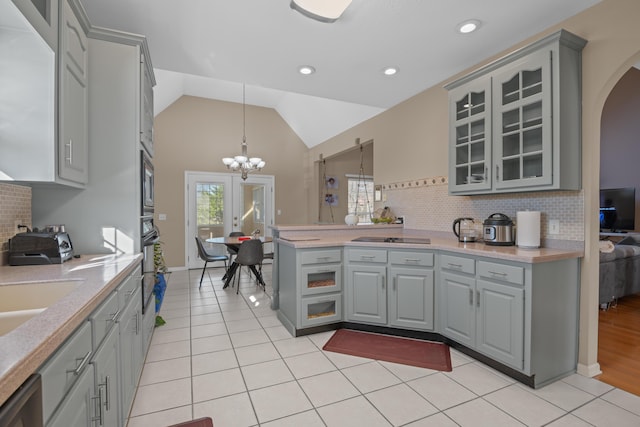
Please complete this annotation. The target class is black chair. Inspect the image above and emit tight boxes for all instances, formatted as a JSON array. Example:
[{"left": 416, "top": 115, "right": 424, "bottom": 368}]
[
  {"left": 195, "top": 237, "right": 229, "bottom": 288},
  {"left": 233, "top": 239, "right": 266, "bottom": 294},
  {"left": 227, "top": 231, "right": 244, "bottom": 263},
  {"left": 260, "top": 249, "right": 274, "bottom": 276}
]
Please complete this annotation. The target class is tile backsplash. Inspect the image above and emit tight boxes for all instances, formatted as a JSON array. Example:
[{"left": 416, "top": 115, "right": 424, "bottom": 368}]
[
  {"left": 383, "top": 176, "right": 584, "bottom": 246},
  {"left": 0, "top": 183, "right": 32, "bottom": 265}
]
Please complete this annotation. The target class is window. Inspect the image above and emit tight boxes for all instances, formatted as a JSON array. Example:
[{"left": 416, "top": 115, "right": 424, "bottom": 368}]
[
  {"left": 347, "top": 176, "right": 374, "bottom": 224},
  {"left": 196, "top": 183, "right": 224, "bottom": 226}
]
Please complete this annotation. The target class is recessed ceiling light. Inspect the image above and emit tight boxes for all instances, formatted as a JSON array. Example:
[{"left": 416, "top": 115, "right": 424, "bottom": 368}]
[
  {"left": 383, "top": 67, "right": 398, "bottom": 76},
  {"left": 458, "top": 19, "right": 481, "bottom": 34},
  {"left": 298, "top": 65, "right": 316, "bottom": 75}
]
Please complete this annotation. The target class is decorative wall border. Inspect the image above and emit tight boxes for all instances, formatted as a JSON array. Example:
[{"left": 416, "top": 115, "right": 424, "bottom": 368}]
[{"left": 382, "top": 175, "right": 448, "bottom": 190}]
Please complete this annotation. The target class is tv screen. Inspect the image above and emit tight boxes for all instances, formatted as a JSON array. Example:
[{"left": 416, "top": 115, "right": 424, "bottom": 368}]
[{"left": 600, "top": 187, "right": 636, "bottom": 232}]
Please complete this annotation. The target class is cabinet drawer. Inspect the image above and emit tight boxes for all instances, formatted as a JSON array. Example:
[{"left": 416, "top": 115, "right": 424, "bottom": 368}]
[
  {"left": 440, "top": 254, "right": 475, "bottom": 275},
  {"left": 90, "top": 291, "right": 119, "bottom": 351},
  {"left": 300, "top": 249, "right": 342, "bottom": 265},
  {"left": 347, "top": 249, "right": 387, "bottom": 263},
  {"left": 117, "top": 265, "right": 141, "bottom": 310},
  {"left": 389, "top": 251, "right": 434, "bottom": 267},
  {"left": 478, "top": 261, "right": 524, "bottom": 285},
  {"left": 40, "top": 321, "right": 92, "bottom": 424},
  {"left": 301, "top": 264, "right": 342, "bottom": 296},
  {"left": 300, "top": 294, "right": 342, "bottom": 328}
]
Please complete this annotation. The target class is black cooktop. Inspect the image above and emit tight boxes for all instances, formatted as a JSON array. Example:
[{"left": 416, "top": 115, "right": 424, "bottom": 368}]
[{"left": 352, "top": 236, "right": 431, "bottom": 244}]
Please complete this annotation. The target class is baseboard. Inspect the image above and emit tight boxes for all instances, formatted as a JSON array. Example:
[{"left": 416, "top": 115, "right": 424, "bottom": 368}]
[{"left": 577, "top": 362, "right": 602, "bottom": 377}]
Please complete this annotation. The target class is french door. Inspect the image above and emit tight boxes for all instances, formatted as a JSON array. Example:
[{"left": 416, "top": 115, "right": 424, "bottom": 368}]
[{"left": 185, "top": 171, "right": 274, "bottom": 269}]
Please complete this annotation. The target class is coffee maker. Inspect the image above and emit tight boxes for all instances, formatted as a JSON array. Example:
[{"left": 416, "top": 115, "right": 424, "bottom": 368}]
[{"left": 453, "top": 217, "right": 478, "bottom": 242}]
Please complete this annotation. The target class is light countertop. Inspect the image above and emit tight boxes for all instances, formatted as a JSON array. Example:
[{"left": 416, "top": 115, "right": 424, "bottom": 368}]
[
  {"left": 272, "top": 225, "right": 583, "bottom": 263},
  {"left": 0, "top": 254, "right": 142, "bottom": 406}
]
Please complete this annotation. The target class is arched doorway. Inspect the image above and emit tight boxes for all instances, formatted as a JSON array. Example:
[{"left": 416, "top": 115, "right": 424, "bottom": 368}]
[{"left": 595, "top": 64, "right": 640, "bottom": 395}]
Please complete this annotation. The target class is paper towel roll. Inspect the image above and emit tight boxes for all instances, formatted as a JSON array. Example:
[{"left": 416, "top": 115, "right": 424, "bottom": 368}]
[{"left": 517, "top": 211, "right": 541, "bottom": 248}]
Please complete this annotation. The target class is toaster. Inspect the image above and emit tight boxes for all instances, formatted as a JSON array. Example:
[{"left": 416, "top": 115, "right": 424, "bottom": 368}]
[{"left": 9, "top": 232, "right": 74, "bottom": 265}]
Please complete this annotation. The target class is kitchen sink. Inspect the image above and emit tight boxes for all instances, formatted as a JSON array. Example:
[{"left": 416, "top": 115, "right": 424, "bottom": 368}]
[
  {"left": 351, "top": 236, "right": 431, "bottom": 244},
  {"left": 0, "top": 280, "right": 82, "bottom": 336}
]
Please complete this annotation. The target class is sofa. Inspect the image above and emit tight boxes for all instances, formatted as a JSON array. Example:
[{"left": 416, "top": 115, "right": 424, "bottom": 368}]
[{"left": 599, "top": 236, "right": 640, "bottom": 307}]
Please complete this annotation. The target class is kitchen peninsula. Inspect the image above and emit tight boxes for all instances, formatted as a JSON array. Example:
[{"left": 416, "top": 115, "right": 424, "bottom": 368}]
[{"left": 271, "top": 224, "right": 583, "bottom": 388}]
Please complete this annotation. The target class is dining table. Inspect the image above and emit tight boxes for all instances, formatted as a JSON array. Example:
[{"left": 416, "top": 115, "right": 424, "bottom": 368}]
[{"left": 206, "top": 236, "right": 272, "bottom": 289}]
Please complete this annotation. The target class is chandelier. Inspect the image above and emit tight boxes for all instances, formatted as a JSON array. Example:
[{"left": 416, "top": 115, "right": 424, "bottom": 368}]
[
  {"left": 222, "top": 84, "right": 265, "bottom": 180},
  {"left": 290, "top": 0, "right": 352, "bottom": 23}
]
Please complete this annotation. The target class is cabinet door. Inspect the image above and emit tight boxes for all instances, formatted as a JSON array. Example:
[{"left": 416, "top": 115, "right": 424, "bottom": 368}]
[
  {"left": 440, "top": 271, "right": 475, "bottom": 347},
  {"left": 92, "top": 325, "right": 121, "bottom": 427},
  {"left": 140, "top": 53, "right": 154, "bottom": 157},
  {"left": 346, "top": 264, "right": 386, "bottom": 325},
  {"left": 118, "top": 288, "right": 142, "bottom": 426},
  {"left": 389, "top": 267, "right": 434, "bottom": 331},
  {"left": 58, "top": 0, "right": 88, "bottom": 184},
  {"left": 142, "top": 301, "right": 156, "bottom": 351},
  {"left": 492, "top": 49, "right": 552, "bottom": 190},
  {"left": 47, "top": 364, "right": 94, "bottom": 427},
  {"left": 476, "top": 279, "right": 524, "bottom": 369},
  {"left": 448, "top": 76, "right": 492, "bottom": 193}
]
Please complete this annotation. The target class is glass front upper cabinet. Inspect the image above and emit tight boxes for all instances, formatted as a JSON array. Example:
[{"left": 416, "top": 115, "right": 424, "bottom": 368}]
[
  {"left": 492, "top": 49, "right": 552, "bottom": 190},
  {"left": 445, "top": 30, "right": 586, "bottom": 195},
  {"left": 449, "top": 77, "right": 492, "bottom": 193}
]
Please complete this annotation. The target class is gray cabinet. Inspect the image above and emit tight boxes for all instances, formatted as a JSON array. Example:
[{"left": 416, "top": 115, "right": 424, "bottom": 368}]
[
  {"left": 438, "top": 252, "right": 579, "bottom": 387},
  {"left": 439, "top": 253, "right": 524, "bottom": 369},
  {"left": 38, "top": 263, "right": 147, "bottom": 427},
  {"left": 448, "top": 76, "right": 492, "bottom": 192},
  {"left": 119, "top": 286, "right": 143, "bottom": 426},
  {"left": 141, "top": 54, "right": 154, "bottom": 157},
  {"left": 39, "top": 321, "right": 93, "bottom": 425},
  {"left": 345, "top": 248, "right": 435, "bottom": 331},
  {"left": 58, "top": 0, "right": 88, "bottom": 184},
  {"left": 388, "top": 251, "right": 435, "bottom": 330},
  {"left": 91, "top": 325, "right": 120, "bottom": 427},
  {"left": 446, "top": 29, "right": 587, "bottom": 194},
  {"left": 276, "top": 245, "right": 343, "bottom": 334},
  {"left": 46, "top": 364, "right": 94, "bottom": 427},
  {"left": 2, "top": 0, "right": 90, "bottom": 187},
  {"left": 346, "top": 263, "right": 387, "bottom": 325},
  {"left": 32, "top": 29, "right": 155, "bottom": 254}
]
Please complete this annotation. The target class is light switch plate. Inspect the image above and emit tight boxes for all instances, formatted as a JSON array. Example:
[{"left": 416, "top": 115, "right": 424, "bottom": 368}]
[{"left": 549, "top": 219, "right": 560, "bottom": 234}]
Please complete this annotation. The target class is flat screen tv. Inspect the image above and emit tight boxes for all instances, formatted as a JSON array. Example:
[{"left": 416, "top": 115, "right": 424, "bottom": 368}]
[{"left": 600, "top": 187, "right": 636, "bottom": 232}]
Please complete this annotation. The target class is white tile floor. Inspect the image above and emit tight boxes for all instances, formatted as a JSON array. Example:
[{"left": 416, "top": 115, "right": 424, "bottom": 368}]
[{"left": 126, "top": 266, "right": 640, "bottom": 427}]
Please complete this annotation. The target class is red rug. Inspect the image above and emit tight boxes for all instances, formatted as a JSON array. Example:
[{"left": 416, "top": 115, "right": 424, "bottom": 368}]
[{"left": 323, "top": 329, "right": 452, "bottom": 372}]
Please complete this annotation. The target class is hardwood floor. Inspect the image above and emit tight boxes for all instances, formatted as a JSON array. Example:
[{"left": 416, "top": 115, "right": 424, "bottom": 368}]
[{"left": 596, "top": 293, "right": 640, "bottom": 396}]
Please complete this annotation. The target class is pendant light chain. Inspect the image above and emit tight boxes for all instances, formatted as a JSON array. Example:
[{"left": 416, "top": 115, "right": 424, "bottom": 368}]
[
  {"left": 354, "top": 144, "right": 371, "bottom": 220},
  {"left": 221, "top": 83, "right": 266, "bottom": 180},
  {"left": 321, "top": 159, "right": 335, "bottom": 223}
]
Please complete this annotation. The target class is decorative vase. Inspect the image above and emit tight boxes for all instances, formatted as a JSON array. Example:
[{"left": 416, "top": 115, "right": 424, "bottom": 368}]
[{"left": 345, "top": 214, "right": 359, "bottom": 226}]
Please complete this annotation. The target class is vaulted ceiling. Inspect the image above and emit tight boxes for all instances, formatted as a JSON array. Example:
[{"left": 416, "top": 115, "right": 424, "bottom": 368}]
[{"left": 81, "top": 0, "right": 600, "bottom": 147}]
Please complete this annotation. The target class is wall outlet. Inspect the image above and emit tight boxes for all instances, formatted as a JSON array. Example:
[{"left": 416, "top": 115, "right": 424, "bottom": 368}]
[
  {"left": 548, "top": 219, "right": 560, "bottom": 235},
  {"left": 158, "top": 213, "right": 167, "bottom": 221}
]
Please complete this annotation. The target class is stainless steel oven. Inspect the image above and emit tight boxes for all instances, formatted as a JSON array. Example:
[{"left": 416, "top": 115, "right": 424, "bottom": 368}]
[
  {"left": 141, "top": 216, "right": 158, "bottom": 314},
  {"left": 141, "top": 150, "right": 154, "bottom": 214}
]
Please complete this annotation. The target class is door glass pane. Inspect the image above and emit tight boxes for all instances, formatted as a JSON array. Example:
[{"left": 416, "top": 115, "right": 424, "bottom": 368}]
[
  {"left": 196, "top": 183, "right": 226, "bottom": 254},
  {"left": 240, "top": 183, "right": 266, "bottom": 236}
]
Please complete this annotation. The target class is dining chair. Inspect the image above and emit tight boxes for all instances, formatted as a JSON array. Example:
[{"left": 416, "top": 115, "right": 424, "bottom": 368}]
[
  {"left": 195, "top": 237, "right": 229, "bottom": 288},
  {"left": 227, "top": 231, "right": 244, "bottom": 262},
  {"left": 233, "top": 238, "right": 266, "bottom": 294}
]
